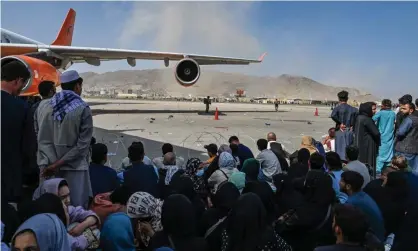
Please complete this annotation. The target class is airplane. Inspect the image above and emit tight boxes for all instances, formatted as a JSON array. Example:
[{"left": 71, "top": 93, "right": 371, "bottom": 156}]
[{"left": 1, "top": 8, "right": 266, "bottom": 96}]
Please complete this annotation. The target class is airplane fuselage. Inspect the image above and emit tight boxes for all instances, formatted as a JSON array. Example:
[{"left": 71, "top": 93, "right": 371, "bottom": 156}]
[
  {"left": 1, "top": 28, "right": 44, "bottom": 45},
  {"left": 1, "top": 29, "right": 72, "bottom": 70}
]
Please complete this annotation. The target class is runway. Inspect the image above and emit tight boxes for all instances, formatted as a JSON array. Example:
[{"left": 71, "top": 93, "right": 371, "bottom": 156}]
[{"left": 88, "top": 99, "right": 335, "bottom": 168}]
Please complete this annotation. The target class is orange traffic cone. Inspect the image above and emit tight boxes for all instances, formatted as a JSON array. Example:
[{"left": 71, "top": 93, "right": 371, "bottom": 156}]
[
  {"left": 314, "top": 108, "right": 319, "bottom": 116},
  {"left": 214, "top": 107, "right": 219, "bottom": 120}
]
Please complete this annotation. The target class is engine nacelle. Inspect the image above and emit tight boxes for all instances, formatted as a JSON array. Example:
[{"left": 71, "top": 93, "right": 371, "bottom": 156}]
[
  {"left": 174, "top": 58, "right": 200, "bottom": 87},
  {"left": 1, "top": 55, "right": 61, "bottom": 96}
]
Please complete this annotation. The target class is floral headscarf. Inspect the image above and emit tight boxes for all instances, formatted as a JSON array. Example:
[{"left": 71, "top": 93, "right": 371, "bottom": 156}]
[{"left": 185, "top": 158, "right": 207, "bottom": 195}]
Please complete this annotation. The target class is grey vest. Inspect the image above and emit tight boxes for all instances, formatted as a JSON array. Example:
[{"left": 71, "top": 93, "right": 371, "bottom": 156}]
[
  {"left": 395, "top": 114, "right": 418, "bottom": 155},
  {"left": 36, "top": 99, "right": 90, "bottom": 170}
]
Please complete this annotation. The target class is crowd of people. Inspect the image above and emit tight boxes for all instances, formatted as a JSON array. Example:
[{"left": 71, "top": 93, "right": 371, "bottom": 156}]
[{"left": 1, "top": 61, "right": 418, "bottom": 251}]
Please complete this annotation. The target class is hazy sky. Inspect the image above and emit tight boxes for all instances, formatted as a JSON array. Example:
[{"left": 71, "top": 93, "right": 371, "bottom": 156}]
[{"left": 1, "top": 1, "right": 417, "bottom": 99}]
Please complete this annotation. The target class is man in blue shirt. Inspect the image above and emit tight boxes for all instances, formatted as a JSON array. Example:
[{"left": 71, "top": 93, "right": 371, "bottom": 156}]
[
  {"left": 89, "top": 143, "right": 119, "bottom": 196},
  {"left": 121, "top": 142, "right": 160, "bottom": 198},
  {"left": 340, "top": 171, "right": 385, "bottom": 242},
  {"left": 229, "top": 136, "right": 254, "bottom": 170}
]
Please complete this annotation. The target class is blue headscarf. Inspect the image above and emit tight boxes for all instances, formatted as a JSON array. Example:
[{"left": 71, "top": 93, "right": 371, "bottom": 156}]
[
  {"left": 12, "top": 214, "right": 71, "bottom": 251},
  {"left": 1, "top": 221, "right": 10, "bottom": 251},
  {"left": 219, "top": 152, "right": 236, "bottom": 170},
  {"left": 100, "top": 212, "right": 136, "bottom": 251}
]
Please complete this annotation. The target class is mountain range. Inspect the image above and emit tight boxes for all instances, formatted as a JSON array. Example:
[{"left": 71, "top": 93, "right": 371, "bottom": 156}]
[{"left": 80, "top": 68, "right": 378, "bottom": 101}]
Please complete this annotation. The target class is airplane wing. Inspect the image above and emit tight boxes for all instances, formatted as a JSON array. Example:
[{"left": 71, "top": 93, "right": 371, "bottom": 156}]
[{"left": 1, "top": 43, "right": 266, "bottom": 66}]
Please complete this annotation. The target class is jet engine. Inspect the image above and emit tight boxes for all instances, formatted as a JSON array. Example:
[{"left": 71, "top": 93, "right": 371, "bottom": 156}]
[
  {"left": 174, "top": 58, "right": 200, "bottom": 87},
  {"left": 1, "top": 55, "right": 61, "bottom": 96}
]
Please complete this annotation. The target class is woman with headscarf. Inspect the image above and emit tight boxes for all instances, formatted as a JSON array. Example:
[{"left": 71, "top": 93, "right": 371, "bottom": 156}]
[
  {"left": 287, "top": 148, "right": 310, "bottom": 182},
  {"left": 221, "top": 193, "right": 292, "bottom": 251},
  {"left": 300, "top": 136, "right": 318, "bottom": 155},
  {"left": 126, "top": 191, "right": 163, "bottom": 249},
  {"left": 354, "top": 102, "right": 381, "bottom": 174},
  {"left": 242, "top": 181, "right": 277, "bottom": 225},
  {"left": 208, "top": 152, "right": 238, "bottom": 194},
  {"left": 12, "top": 213, "right": 71, "bottom": 251},
  {"left": 199, "top": 182, "right": 240, "bottom": 250},
  {"left": 24, "top": 193, "right": 99, "bottom": 250},
  {"left": 169, "top": 175, "right": 206, "bottom": 227},
  {"left": 369, "top": 172, "right": 410, "bottom": 238},
  {"left": 101, "top": 210, "right": 136, "bottom": 251},
  {"left": 184, "top": 158, "right": 208, "bottom": 199},
  {"left": 148, "top": 194, "right": 207, "bottom": 251},
  {"left": 228, "top": 172, "right": 246, "bottom": 192},
  {"left": 241, "top": 158, "right": 260, "bottom": 183},
  {"left": 276, "top": 170, "right": 336, "bottom": 251},
  {"left": 32, "top": 178, "right": 100, "bottom": 236},
  {"left": 273, "top": 174, "right": 304, "bottom": 217}
]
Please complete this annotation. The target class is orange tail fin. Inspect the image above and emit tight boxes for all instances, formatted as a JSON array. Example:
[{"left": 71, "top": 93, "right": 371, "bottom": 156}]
[{"left": 51, "top": 8, "right": 76, "bottom": 46}]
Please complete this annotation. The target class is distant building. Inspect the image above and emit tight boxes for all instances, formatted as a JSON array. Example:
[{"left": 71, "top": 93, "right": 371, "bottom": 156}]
[{"left": 117, "top": 93, "right": 138, "bottom": 99}]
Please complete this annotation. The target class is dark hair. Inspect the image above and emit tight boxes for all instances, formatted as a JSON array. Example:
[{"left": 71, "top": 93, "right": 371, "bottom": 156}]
[
  {"left": 337, "top": 91, "right": 349, "bottom": 102},
  {"left": 381, "top": 99, "right": 392, "bottom": 108},
  {"left": 230, "top": 143, "right": 239, "bottom": 154},
  {"left": 128, "top": 141, "right": 144, "bottom": 162},
  {"left": 398, "top": 94, "right": 412, "bottom": 105},
  {"left": 38, "top": 81, "right": 55, "bottom": 98},
  {"left": 326, "top": 151, "right": 342, "bottom": 171},
  {"left": 110, "top": 185, "right": 132, "bottom": 205},
  {"left": 229, "top": 136, "right": 239, "bottom": 144},
  {"left": 341, "top": 171, "right": 364, "bottom": 192},
  {"left": 415, "top": 98, "right": 418, "bottom": 107},
  {"left": 61, "top": 78, "right": 83, "bottom": 91},
  {"left": 334, "top": 204, "right": 369, "bottom": 243},
  {"left": 1, "top": 60, "right": 30, "bottom": 82},
  {"left": 391, "top": 155, "right": 408, "bottom": 170},
  {"left": 33, "top": 193, "right": 67, "bottom": 227},
  {"left": 257, "top": 139, "right": 268, "bottom": 151},
  {"left": 309, "top": 152, "right": 325, "bottom": 170},
  {"left": 297, "top": 148, "right": 311, "bottom": 165},
  {"left": 162, "top": 143, "right": 173, "bottom": 155},
  {"left": 91, "top": 143, "right": 108, "bottom": 164},
  {"left": 58, "top": 180, "right": 68, "bottom": 190},
  {"left": 410, "top": 103, "right": 416, "bottom": 111},
  {"left": 346, "top": 145, "right": 359, "bottom": 161}
]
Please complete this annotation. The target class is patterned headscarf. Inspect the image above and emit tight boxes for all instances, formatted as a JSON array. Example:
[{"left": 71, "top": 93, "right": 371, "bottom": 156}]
[
  {"left": 185, "top": 158, "right": 201, "bottom": 176},
  {"left": 50, "top": 90, "right": 87, "bottom": 121},
  {"left": 185, "top": 158, "right": 207, "bottom": 195},
  {"left": 219, "top": 152, "right": 236, "bottom": 170},
  {"left": 164, "top": 166, "right": 180, "bottom": 185},
  {"left": 127, "top": 192, "right": 163, "bottom": 232}
]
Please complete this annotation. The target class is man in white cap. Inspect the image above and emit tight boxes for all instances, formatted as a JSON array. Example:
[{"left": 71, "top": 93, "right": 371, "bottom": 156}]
[{"left": 34, "top": 70, "right": 93, "bottom": 208}]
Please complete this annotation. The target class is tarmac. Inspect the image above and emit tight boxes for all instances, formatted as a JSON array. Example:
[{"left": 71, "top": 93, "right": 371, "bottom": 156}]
[{"left": 87, "top": 99, "right": 335, "bottom": 168}]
